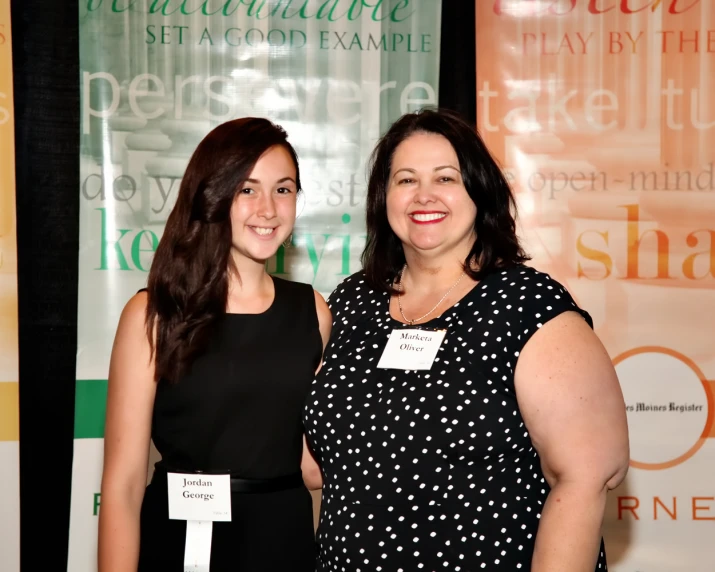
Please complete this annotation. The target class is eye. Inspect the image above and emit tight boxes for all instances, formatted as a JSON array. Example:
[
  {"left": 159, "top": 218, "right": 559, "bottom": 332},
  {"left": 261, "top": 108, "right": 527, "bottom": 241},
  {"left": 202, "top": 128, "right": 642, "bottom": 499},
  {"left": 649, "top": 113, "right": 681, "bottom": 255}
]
[
  {"left": 240, "top": 187, "right": 255, "bottom": 194},
  {"left": 276, "top": 187, "right": 293, "bottom": 194},
  {"left": 438, "top": 176, "right": 455, "bottom": 183},
  {"left": 398, "top": 178, "right": 415, "bottom": 185}
]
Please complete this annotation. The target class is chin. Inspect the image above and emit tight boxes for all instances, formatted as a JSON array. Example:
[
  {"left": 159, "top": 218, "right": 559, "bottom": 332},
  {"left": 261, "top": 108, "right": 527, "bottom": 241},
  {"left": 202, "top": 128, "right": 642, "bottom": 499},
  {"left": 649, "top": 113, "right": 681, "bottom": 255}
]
[
  {"left": 251, "top": 246, "right": 281, "bottom": 261},
  {"left": 406, "top": 238, "right": 445, "bottom": 252}
]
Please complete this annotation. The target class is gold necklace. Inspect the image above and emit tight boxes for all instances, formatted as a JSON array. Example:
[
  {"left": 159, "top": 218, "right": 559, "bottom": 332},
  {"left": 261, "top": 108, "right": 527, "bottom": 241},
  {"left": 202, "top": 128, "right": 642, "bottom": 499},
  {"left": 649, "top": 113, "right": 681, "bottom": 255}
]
[{"left": 396, "top": 264, "right": 466, "bottom": 326}]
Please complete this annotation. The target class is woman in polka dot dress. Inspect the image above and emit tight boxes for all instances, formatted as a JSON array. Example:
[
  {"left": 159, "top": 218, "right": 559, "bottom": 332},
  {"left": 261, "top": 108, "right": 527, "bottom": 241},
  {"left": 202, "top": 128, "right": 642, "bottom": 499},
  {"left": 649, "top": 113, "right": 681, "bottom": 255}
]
[{"left": 304, "top": 109, "right": 629, "bottom": 571}]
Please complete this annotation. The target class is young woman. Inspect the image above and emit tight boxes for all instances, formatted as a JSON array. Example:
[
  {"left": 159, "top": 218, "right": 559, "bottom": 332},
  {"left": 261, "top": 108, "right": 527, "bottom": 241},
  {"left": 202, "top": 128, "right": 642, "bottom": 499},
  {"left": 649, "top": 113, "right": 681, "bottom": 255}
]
[
  {"left": 305, "top": 109, "right": 629, "bottom": 571},
  {"left": 98, "top": 117, "right": 329, "bottom": 571}
]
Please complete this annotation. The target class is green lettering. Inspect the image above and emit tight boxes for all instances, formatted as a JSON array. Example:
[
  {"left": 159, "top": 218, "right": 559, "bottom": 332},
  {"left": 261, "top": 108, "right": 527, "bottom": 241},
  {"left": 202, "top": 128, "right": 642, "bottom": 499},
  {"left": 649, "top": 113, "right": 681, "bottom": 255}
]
[
  {"left": 89, "top": 0, "right": 414, "bottom": 21},
  {"left": 340, "top": 234, "right": 351, "bottom": 275},
  {"left": 180, "top": 0, "right": 205, "bottom": 14},
  {"left": 131, "top": 230, "right": 159, "bottom": 272},
  {"left": 176, "top": 25, "right": 188, "bottom": 44},
  {"left": 348, "top": 0, "right": 362, "bottom": 20},
  {"left": 299, "top": 0, "right": 315, "bottom": 19},
  {"left": 201, "top": 0, "right": 223, "bottom": 15},
  {"left": 199, "top": 27, "right": 214, "bottom": 44},
  {"left": 96, "top": 208, "right": 132, "bottom": 271},
  {"left": 228, "top": 0, "right": 259, "bottom": 17},
  {"left": 303, "top": 234, "right": 331, "bottom": 282},
  {"left": 316, "top": 0, "right": 335, "bottom": 19},
  {"left": 223, "top": 0, "right": 240, "bottom": 15},
  {"left": 348, "top": 33, "right": 363, "bottom": 50},
  {"left": 252, "top": 0, "right": 272, "bottom": 18},
  {"left": 319, "top": 30, "right": 329, "bottom": 49},
  {"left": 363, "top": 0, "right": 387, "bottom": 21},
  {"left": 421, "top": 34, "right": 431, "bottom": 53},
  {"left": 146, "top": 25, "right": 157, "bottom": 44},
  {"left": 93, "top": 493, "right": 101, "bottom": 516},
  {"left": 112, "top": 0, "right": 137, "bottom": 11},
  {"left": 390, "top": 0, "right": 414, "bottom": 22},
  {"left": 367, "top": 33, "right": 386, "bottom": 51},
  {"left": 150, "top": 0, "right": 181, "bottom": 15}
]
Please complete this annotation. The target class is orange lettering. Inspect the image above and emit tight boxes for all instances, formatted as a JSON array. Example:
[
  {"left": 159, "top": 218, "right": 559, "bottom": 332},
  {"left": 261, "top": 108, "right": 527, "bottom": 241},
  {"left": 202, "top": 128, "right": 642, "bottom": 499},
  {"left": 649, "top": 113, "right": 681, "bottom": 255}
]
[
  {"left": 577, "top": 231, "right": 612, "bottom": 280},
  {"left": 495, "top": 0, "right": 699, "bottom": 16},
  {"left": 669, "top": 0, "right": 700, "bottom": 15},
  {"left": 692, "top": 497, "right": 715, "bottom": 520},
  {"left": 618, "top": 496, "right": 640, "bottom": 520},
  {"left": 683, "top": 230, "right": 715, "bottom": 279},
  {"left": 621, "top": 0, "right": 659, "bottom": 13},
  {"left": 609, "top": 32, "right": 624, "bottom": 54},
  {"left": 657, "top": 30, "right": 675, "bottom": 53},
  {"left": 522, "top": 33, "right": 537, "bottom": 54},
  {"left": 623, "top": 204, "right": 671, "bottom": 279},
  {"left": 590, "top": 0, "right": 617, "bottom": 13},
  {"left": 708, "top": 30, "right": 715, "bottom": 53},
  {"left": 654, "top": 497, "right": 677, "bottom": 520},
  {"left": 679, "top": 30, "right": 699, "bottom": 53}
]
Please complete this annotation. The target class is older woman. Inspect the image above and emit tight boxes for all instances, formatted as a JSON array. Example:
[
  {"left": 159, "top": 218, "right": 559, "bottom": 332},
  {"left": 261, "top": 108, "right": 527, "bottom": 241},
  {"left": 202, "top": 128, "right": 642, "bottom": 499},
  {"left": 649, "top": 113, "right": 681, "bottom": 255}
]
[{"left": 304, "top": 108, "right": 629, "bottom": 571}]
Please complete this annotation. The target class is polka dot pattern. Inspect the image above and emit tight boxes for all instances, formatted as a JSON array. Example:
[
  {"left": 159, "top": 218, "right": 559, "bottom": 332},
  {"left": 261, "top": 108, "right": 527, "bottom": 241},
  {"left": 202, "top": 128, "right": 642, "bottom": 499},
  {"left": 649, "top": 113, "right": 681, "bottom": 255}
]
[{"left": 305, "top": 265, "right": 607, "bottom": 571}]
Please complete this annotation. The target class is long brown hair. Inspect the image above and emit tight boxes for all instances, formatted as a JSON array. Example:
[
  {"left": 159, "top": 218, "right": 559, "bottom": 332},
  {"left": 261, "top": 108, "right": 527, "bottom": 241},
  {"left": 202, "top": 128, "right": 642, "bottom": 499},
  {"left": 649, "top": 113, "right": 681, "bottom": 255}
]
[{"left": 146, "top": 118, "right": 301, "bottom": 382}]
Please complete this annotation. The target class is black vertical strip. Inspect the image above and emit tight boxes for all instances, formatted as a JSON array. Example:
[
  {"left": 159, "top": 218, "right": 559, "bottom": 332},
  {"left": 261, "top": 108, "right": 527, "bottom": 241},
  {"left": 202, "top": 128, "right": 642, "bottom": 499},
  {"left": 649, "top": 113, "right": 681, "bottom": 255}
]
[
  {"left": 12, "top": 0, "right": 79, "bottom": 569},
  {"left": 438, "top": 1, "right": 476, "bottom": 123}
]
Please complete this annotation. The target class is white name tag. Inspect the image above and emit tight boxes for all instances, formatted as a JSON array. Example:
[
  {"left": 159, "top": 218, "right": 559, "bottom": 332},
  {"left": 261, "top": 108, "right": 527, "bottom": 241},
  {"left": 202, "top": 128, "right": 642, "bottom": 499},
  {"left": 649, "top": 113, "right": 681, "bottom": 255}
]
[
  {"left": 167, "top": 473, "right": 232, "bottom": 522},
  {"left": 377, "top": 328, "right": 447, "bottom": 371},
  {"left": 183, "top": 521, "right": 212, "bottom": 572}
]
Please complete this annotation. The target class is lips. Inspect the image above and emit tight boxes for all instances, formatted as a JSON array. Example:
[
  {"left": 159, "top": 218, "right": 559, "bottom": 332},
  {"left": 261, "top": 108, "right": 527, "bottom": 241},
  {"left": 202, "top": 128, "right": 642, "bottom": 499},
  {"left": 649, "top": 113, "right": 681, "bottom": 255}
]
[{"left": 409, "top": 211, "right": 447, "bottom": 224}]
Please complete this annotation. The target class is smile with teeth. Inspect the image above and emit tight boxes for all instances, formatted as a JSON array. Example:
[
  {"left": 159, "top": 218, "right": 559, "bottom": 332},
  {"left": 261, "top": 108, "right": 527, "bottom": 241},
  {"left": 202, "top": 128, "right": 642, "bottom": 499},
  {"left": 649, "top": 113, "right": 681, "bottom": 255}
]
[
  {"left": 410, "top": 212, "right": 447, "bottom": 222},
  {"left": 250, "top": 226, "right": 277, "bottom": 236}
]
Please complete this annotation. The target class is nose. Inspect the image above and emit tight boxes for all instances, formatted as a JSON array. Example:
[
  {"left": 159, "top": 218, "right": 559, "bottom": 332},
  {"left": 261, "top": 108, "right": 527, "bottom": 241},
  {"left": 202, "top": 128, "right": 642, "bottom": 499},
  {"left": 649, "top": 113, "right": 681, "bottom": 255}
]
[
  {"left": 413, "top": 181, "right": 437, "bottom": 205},
  {"left": 257, "top": 191, "right": 277, "bottom": 219}
]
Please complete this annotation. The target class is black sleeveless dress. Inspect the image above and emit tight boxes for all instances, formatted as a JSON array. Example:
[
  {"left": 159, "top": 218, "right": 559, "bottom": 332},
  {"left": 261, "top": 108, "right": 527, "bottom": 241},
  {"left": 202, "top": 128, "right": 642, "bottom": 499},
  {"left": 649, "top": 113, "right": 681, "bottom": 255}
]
[
  {"left": 138, "top": 277, "right": 322, "bottom": 571},
  {"left": 305, "top": 265, "right": 609, "bottom": 571}
]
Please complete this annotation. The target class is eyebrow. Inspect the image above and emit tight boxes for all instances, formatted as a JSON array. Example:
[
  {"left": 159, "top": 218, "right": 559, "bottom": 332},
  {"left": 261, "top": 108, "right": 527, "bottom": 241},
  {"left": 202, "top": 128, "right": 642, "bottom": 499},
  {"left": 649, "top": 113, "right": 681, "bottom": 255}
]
[
  {"left": 392, "top": 165, "right": 460, "bottom": 176},
  {"left": 244, "top": 176, "right": 296, "bottom": 184}
]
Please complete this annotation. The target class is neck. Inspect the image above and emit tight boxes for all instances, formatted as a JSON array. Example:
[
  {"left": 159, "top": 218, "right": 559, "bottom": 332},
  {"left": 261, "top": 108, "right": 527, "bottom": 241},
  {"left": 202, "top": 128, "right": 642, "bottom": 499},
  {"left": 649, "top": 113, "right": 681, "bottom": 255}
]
[
  {"left": 401, "top": 253, "right": 467, "bottom": 295},
  {"left": 227, "top": 254, "right": 271, "bottom": 298}
]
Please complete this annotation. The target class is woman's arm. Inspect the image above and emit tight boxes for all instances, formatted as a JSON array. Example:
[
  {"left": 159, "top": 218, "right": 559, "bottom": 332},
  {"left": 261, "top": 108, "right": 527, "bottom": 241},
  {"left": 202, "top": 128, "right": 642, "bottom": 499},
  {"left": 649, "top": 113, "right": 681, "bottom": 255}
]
[
  {"left": 301, "top": 290, "right": 332, "bottom": 490},
  {"left": 98, "top": 292, "right": 157, "bottom": 572},
  {"left": 514, "top": 311, "right": 629, "bottom": 572}
]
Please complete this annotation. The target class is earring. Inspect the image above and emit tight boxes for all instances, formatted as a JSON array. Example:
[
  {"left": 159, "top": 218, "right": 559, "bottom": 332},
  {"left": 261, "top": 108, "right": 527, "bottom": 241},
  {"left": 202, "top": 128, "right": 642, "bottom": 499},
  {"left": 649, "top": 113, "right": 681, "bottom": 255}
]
[{"left": 282, "top": 233, "right": 293, "bottom": 248}]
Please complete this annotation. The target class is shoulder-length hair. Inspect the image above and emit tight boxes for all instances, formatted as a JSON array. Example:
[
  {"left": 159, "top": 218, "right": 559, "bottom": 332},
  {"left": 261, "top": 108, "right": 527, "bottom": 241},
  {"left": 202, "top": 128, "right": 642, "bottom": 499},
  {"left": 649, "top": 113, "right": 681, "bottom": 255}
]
[
  {"left": 361, "top": 108, "right": 529, "bottom": 292},
  {"left": 146, "top": 117, "right": 301, "bottom": 382}
]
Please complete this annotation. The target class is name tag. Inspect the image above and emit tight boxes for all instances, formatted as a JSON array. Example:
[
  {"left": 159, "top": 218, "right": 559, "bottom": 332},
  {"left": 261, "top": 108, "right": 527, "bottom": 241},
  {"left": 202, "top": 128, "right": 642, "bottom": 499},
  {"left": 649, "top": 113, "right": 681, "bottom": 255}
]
[
  {"left": 377, "top": 328, "right": 447, "bottom": 371},
  {"left": 167, "top": 473, "right": 232, "bottom": 522}
]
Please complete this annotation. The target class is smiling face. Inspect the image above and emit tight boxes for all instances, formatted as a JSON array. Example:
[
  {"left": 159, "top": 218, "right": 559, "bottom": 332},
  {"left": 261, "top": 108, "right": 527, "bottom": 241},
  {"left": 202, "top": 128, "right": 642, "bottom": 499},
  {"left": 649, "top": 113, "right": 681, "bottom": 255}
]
[
  {"left": 229, "top": 144, "right": 298, "bottom": 267},
  {"left": 386, "top": 132, "right": 477, "bottom": 262}
]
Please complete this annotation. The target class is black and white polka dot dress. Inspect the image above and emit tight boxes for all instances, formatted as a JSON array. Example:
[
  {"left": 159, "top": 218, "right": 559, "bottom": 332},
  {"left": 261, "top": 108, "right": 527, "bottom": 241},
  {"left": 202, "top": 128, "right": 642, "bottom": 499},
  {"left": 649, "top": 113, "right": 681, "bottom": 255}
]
[{"left": 304, "top": 264, "right": 608, "bottom": 571}]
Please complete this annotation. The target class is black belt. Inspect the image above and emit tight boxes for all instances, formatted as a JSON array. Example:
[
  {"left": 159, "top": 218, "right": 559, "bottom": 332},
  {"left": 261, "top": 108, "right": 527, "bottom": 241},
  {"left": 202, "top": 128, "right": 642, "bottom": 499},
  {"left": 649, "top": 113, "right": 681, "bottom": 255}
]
[{"left": 152, "top": 464, "right": 303, "bottom": 494}]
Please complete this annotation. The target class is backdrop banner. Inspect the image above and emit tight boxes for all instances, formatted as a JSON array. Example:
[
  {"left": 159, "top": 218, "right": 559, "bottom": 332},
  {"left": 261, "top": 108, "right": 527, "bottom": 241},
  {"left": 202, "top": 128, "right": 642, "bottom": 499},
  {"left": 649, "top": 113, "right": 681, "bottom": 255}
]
[
  {"left": 69, "top": 1, "right": 442, "bottom": 570},
  {"left": 0, "top": 1, "right": 19, "bottom": 570},
  {"left": 476, "top": 1, "right": 715, "bottom": 570}
]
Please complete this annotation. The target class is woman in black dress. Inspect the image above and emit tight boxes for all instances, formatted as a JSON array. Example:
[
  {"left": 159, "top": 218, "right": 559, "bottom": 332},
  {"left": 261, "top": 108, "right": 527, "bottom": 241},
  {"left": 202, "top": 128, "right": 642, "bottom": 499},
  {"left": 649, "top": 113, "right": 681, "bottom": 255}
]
[
  {"left": 305, "top": 109, "right": 629, "bottom": 571},
  {"left": 98, "top": 118, "right": 329, "bottom": 571}
]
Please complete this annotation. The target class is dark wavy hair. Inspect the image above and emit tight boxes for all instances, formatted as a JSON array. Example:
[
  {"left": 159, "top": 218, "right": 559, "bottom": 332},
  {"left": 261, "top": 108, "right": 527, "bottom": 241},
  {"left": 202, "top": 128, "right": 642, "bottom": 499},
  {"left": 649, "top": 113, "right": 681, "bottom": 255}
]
[
  {"left": 146, "top": 117, "right": 301, "bottom": 382},
  {"left": 361, "top": 108, "right": 529, "bottom": 292}
]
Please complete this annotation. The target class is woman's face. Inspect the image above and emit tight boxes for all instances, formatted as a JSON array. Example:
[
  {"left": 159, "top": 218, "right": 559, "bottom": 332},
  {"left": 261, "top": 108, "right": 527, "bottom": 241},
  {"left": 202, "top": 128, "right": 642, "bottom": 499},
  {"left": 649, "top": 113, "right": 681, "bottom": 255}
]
[
  {"left": 386, "top": 132, "right": 477, "bottom": 261},
  {"left": 229, "top": 145, "right": 298, "bottom": 265}
]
